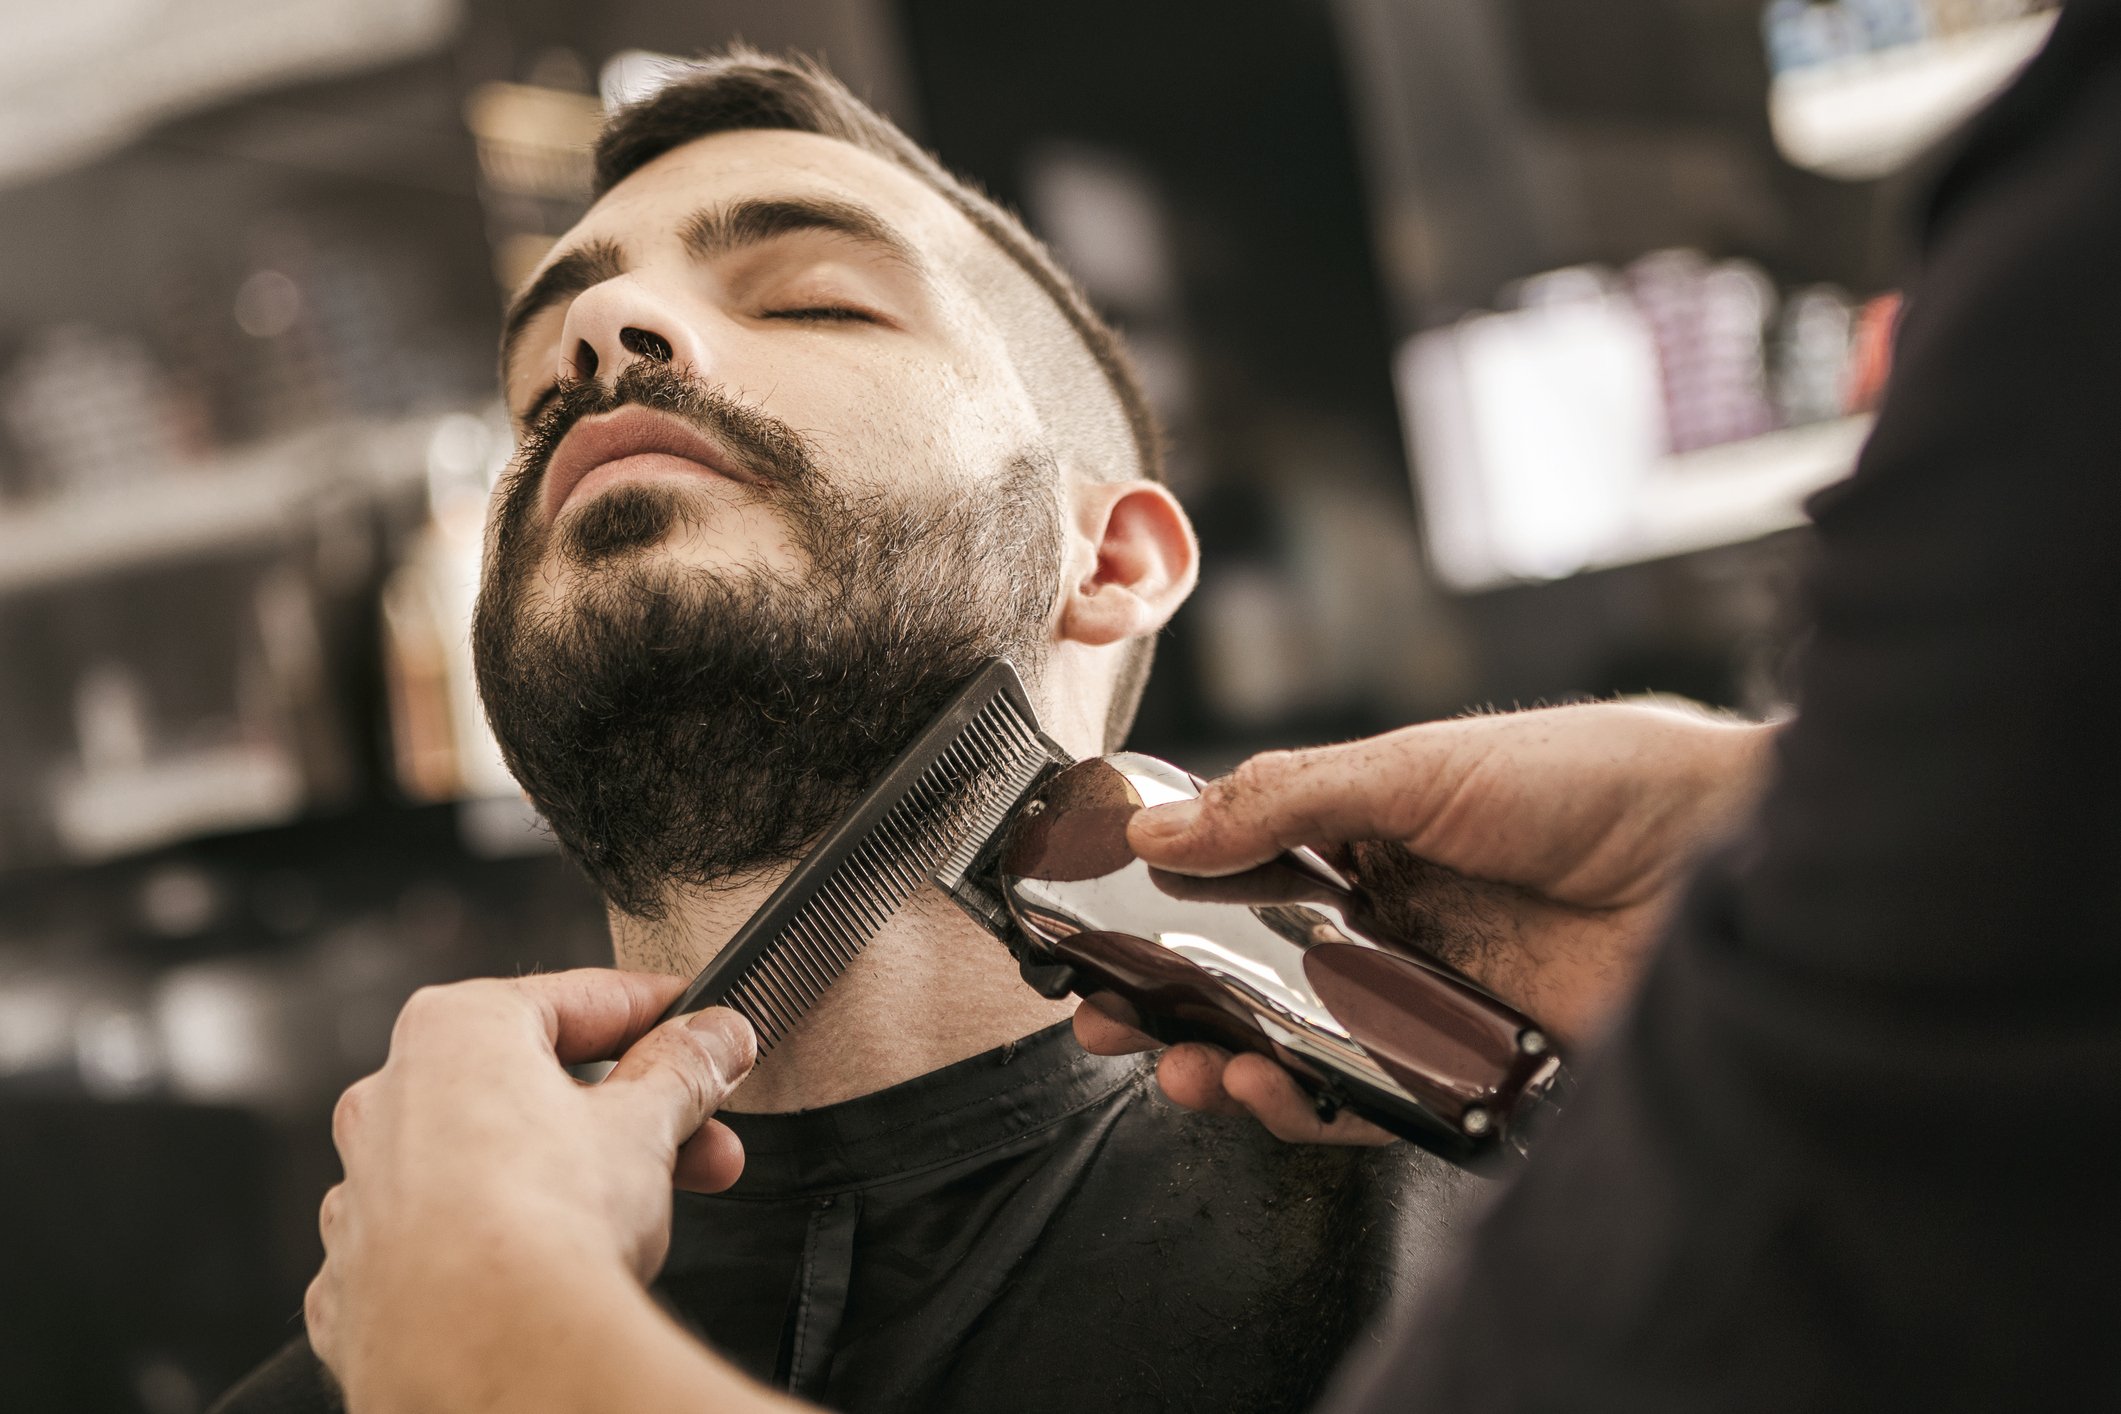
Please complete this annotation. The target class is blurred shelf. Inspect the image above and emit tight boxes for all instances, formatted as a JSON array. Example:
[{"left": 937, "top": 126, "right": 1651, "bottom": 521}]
[
  {"left": 49, "top": 745, "right": 306, "bottom": 864},
  {"left": 1593, "top": 414, "right": 1874, "bottom": 573},
  {"left": 0, "top": 0, "right": 458, "bottom": 189},
  {"left": 1770, "top": 12, "right": 2056, "bottom": 180},
  {"left": 0, "top": 417, "right": 435, "bottom": 596}
]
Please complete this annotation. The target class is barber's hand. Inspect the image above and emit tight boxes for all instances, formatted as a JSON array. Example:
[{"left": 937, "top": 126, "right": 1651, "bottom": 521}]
[
  {"left": 1075, "top": 702, "right": 1776, "bottom": 1144},
  {"left": 307, "top": 970, "right": 755, "bottom": 1410}
]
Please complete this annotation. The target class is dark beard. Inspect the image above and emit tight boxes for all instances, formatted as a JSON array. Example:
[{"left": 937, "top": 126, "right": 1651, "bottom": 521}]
[{"left": 472, "top": 362, "right": 1063, "bottom": 920}]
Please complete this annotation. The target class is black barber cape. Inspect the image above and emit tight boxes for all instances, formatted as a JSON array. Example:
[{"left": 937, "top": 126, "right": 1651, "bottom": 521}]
[
  {"left": 214, "top": 1022, "right": 1471, "bottom": 1414},
  {"left": 1325, "top": 2, "right": 2121, "bottom": 1410}
]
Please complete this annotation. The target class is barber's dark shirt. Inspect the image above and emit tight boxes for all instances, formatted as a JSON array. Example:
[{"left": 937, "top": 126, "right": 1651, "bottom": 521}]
[
  {"left": 1329, "top": 3, "right": 2121, "bottom": 1411},
  {"left": 214, "top": 1022, "right": 1471, "bottom": 1414}
]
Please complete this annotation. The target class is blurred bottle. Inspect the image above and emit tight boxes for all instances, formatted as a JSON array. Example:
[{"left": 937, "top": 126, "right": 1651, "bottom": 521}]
[
  {"left": 36, "top": 555, "right": 361, "bottom": 863},
  {"left": 1400, "top": 265, "right": 1665, "bottom": 585},
  {"left": 0, "top": 325, "right": 191, "bottom": 500},
  {"left": 150, "top": 266, "right": 249, "bottom": 457},
  {"left": 1626, "top": 249, "right": 1778, "bottom": 455},
  {"left": 382, "top": 411, "right": 518, "bottom": 804},
  {"left": 1773, "top": 284, "right": 1858, "bottom": 427},
  {"left": 0, "top": 954, "right": 158, "bottom": 1097},
  {"left": 1845, "top": 0, "right": 1931, "bottom": 51},
  {"left": 1763, "top": 0, "right": 1868, "bottom": 74},
  {"left": 1845, "top": 291, "right": 1903, "bottom": 413}
]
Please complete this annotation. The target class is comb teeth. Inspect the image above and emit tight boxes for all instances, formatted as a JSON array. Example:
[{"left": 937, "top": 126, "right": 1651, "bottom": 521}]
[{"left": 658, "top": 661, "right": 1068, "bottom": 1054}]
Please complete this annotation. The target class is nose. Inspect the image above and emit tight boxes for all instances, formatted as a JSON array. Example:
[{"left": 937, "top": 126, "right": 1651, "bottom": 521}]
[{"left": 554, "top": 276, "right": 707, "bottom": 387}]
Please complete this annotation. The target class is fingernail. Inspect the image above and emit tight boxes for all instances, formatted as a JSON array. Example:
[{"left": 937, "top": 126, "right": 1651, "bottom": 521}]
[
  {"left": 687, "top": 1009, "right": 756, "bottom": 1075},
  {"left": 1135, "top": 799, "right": 1201, "bottom": 838}
]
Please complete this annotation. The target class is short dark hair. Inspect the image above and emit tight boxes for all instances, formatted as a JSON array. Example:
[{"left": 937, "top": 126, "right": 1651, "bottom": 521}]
[{"left": 591, "top": 46, "right": 1163, "bottom": 747}]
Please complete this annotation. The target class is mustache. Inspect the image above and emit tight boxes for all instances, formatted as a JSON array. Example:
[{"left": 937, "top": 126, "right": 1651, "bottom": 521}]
[{"left": 515, "top": 361, "right": 821, "bottom": 499}]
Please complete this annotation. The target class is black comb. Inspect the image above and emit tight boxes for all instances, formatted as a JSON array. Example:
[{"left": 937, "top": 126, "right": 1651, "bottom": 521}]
[{"left": 655, "top": 659, "right": 1070, "bottom": 1050}]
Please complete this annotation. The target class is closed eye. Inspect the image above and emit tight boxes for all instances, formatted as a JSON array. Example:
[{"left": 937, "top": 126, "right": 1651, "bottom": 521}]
[{"left": 762, "top": 305, "right": 883, "bottom": 324}]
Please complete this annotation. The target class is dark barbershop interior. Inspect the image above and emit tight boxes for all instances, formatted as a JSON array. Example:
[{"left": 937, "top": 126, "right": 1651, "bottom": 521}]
[{"left": 0, "top": 0, "right": 2069, "bottom": 1409}]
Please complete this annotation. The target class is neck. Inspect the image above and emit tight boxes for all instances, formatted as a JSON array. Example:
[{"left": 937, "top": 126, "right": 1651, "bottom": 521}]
[{"left": 607, "top": 878, "right": 1076, "bottom": 1113}]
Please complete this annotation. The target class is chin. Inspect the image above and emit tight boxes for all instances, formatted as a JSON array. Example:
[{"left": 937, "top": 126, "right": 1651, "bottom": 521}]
[{"left": 557, "top": 483, "right": 798, "bottom": 579}]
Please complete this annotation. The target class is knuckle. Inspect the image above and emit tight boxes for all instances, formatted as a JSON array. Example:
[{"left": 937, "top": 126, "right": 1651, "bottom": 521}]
[
  {"left": 390, "top": 984, "right": 450, "bottom": 1038},
  {"left": 632, "top": 1024, "right": 718, "bottom": 1116},
  {"left": 719, "top": 1009, "right": 760, "bottom": 1073},
  {"left": 329, "top": 1082, "right": 369, "bottom": 1148},
  {"left": 1221, "top": 749, "right": 1299, "bottom": 803},
  {"left": 670, "top": 1031, "right": 723, "bottom": 1109},
  {"left": 680, "top": 1064, "right": 715, "bottom": 1118},
  {"left": 402, "top": 982, "right": 453, "bottom": 1016},
  {"left": 303, "top": 1272, "right": 330, "bottom": 1337},
  {"left": 389, "top": 979, "right": 500, "bottom": 1048},
  {"left": 689, "top": 1009, "right": 756, "bottom": 1084}
]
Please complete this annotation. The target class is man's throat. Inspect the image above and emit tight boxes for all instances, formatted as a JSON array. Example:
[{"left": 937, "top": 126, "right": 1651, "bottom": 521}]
[{"left": 610, "top": 892, "right": 1077, "bottom": 1114}]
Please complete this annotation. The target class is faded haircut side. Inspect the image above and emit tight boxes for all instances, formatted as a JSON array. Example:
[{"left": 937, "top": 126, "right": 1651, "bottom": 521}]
[{"left": 591, "top": 45, "right": 1166, "bottom": 748}]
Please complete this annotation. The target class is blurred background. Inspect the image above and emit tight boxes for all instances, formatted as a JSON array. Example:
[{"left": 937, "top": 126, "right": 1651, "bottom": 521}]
[{"left": 0, "top": 0, "right": 2057, "bottom": 1406}]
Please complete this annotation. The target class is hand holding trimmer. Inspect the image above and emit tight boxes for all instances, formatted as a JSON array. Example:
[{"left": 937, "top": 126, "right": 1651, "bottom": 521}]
[{"left": 657, "top": 660, "right": 1566, "bottom": 1169}]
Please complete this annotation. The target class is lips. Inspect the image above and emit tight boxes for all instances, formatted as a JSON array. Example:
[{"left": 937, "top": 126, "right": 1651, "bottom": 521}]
[{"left": 540, "top": 405, "right": 755, "bottom": 519}]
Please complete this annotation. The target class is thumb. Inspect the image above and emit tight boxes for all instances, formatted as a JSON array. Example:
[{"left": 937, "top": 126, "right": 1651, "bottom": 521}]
[
  {"left": 602, "top": 1007, "right": 757, "bottom": 1159},
  {"left": 1128, "top": 732, "right": 1467, "bottom": 877}
]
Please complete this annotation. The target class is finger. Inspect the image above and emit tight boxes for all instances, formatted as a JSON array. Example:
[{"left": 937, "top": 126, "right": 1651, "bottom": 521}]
[
  {"left": 305, "top": 1269, "right": 336, "bottom": 1367},
  {"left": 1128, "top": 733, "right": 1474, "bottom": 876},
  {"left": 1073, "top": 993, "right": 1159, "bottom": 1055},
  {"left": 511, "top": 969, "right": 696, "bottom": 1065},
  {"left": 318, "top": 1183, "right": 346, "bottom": 1249},
  {"left": 601, "top": 1007, "right": 757, "bottom": 1151},
  {"left": 1220, "top": 1054, "right": 1395, "bottom": 1146},
  {"left": 329, "top": 1073, "right": 382, "bottom": 1157},
  {"left": 673, "top": 1118, "right": 747, "bottom": 1194},
  {"left": 1153, "top": 1043, "right": 1249, "bottom": 1117}
]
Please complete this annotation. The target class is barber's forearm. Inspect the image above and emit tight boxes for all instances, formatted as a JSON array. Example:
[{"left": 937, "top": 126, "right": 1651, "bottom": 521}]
[{"left": 339, "top": 1237, "right": 805, "bottom": 1414}]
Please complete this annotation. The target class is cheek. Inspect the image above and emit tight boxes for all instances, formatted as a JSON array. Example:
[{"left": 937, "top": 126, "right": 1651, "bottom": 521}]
[{"left": 806, "top": 362, "right": 1039, "bottom": 494}]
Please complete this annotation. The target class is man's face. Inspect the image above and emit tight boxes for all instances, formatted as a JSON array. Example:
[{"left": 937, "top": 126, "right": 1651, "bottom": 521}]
[{"left": 474, "top": 129, "right": 1069, "bottom": 918}]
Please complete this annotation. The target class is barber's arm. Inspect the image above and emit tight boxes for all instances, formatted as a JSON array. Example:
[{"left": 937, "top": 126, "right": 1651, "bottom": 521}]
[
  {"left": 307, "top": 970, "right": 802, "bottom": 1414},
  {"left": 1075, "top": 702, "right": 1778, "bottom": 1143}
]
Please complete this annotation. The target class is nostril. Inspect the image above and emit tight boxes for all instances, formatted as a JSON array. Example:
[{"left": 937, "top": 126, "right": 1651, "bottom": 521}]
[
  {"left": 620, "top": 326, "right": 674, "bottom": 362},
  {"left": 573, "top": 339, "right": 599, "bottom": 379}
]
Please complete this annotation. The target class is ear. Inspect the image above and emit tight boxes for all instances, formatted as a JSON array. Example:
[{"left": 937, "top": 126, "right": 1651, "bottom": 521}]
[{"left": 1058, "top": 480, "right": 1199, "bottom": 648}]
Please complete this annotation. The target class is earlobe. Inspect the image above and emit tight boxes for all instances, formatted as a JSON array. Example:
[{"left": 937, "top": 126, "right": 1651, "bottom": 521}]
[{"left": 1058, "top": 481, "right": 1199, "bottom": 648}]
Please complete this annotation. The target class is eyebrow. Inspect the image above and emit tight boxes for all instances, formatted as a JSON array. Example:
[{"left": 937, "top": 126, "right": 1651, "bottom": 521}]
[
  {"left": 499, "top": 195, "right": 927, "bottom": 387},
  {"left": 679, "top": 195, "right": 923, "bottom": 271}
]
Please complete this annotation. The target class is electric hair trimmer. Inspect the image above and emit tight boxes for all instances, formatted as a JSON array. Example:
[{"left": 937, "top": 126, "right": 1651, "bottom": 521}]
[{"left": 658, "top": 660, "right": 1566, "bottom": 1169}]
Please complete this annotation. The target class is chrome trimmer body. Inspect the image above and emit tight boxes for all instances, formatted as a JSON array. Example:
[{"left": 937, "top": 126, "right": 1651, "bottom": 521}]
[{"left": 659, "top": 660, "right": 1566, "bottom": 1171}]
